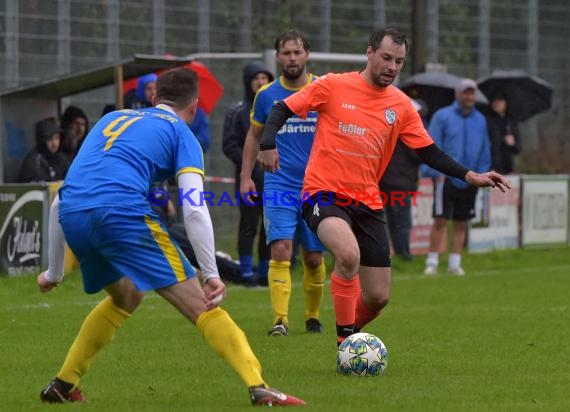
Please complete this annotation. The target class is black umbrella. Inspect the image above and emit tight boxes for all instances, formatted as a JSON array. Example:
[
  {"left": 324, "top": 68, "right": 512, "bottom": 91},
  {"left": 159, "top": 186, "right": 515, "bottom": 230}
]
[
  {"left": 477, "top": 69, "right": 553, "bottom": 122},
  {"left": 398, "top": 72, "right": 488, "bottom": 120}
]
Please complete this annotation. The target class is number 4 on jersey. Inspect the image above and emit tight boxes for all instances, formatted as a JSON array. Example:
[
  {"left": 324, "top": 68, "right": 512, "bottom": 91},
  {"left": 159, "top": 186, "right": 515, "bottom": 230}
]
[{"left": 102, "top": 116, "right": 143, "bottom": 151}]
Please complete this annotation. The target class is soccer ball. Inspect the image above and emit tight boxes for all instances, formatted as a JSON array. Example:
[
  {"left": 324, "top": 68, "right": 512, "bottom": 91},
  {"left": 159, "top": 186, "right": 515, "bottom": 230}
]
[{"left": 337, "top": 332, "right": 388, "bottom": 376}]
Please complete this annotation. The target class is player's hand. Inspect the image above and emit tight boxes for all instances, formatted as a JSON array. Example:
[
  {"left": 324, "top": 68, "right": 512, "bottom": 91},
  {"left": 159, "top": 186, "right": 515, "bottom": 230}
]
[
  {"left": 37, "top": 271, "right": 59, "bottom": 293},
  {"left": 257, "top": 149, "right": 280, "bottom": 173},
  {"left": 203, "top": 277, "right": 226, "bottom": 310},
  {"left": 465, "top": 171, "right": 511, "bottom": 193},
  {"left": 239, "top": 177, "right": 258, "bottom": 204}
]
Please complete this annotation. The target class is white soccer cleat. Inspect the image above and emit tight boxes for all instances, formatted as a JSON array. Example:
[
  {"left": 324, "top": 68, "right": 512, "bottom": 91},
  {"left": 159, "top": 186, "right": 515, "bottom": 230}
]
[
  {"left": 423, "top": 265, "right": 438, "bottom": 276},
  {"left": 447, "top": 267, "right": 466, "bottom": 276}
]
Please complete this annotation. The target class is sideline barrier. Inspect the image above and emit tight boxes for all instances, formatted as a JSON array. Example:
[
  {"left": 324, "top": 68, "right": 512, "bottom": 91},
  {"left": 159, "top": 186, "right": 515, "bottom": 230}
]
[
  {"left": 521, "top": 175, "right": 569, "bottom": 247},
  {"left": 468, "top": 175, "right": 521, "bottom": 252},
  {"left": 0, "top": 183, "right": 46, "bottom": 276},
  {"left": 410, "top": 178, "right": 434, "bottom": 255},
  {"left": 2, "top": 174, "right": 568, "bottom": 276}
]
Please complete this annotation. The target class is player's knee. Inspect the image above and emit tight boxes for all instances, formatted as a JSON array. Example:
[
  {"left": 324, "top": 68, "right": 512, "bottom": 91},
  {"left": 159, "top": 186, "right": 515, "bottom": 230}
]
[
  {"left": 270, "top": 240, "right": 293, "bottom": 261},
  {"left": 114, "top": 290, "right": 144, "bottom": 313},
  {"left": 304, "top": 253, "right": 323, "bottom": 269},
  {"left": 434, "top": 218, "right": 447, "bottom": 230},
  {"left": 368, "top": 292, "right": 390, "bottom": 312},
  {"left": 335, "top": 249, "right": 360, "bottom": 275}
]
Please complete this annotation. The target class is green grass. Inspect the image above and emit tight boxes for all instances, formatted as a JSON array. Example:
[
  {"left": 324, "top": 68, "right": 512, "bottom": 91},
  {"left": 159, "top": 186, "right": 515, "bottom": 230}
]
[{"left": 1, "top": 248, "right": 569, "bottom": 411}]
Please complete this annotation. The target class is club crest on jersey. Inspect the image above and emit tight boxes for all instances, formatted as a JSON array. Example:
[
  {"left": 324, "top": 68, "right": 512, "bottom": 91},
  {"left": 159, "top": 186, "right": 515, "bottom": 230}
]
[{"left": 385, "top": 109, "right": 396, "bottom": 125}]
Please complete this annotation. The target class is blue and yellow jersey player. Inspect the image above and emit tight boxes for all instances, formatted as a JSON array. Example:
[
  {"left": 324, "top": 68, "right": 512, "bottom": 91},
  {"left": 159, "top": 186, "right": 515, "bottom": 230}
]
[
  {"left": 240, "top": 29, "right": 327, "bottom": 337},
  {"left": 36, "top": 68, "right": 304, "bottom": 407}
]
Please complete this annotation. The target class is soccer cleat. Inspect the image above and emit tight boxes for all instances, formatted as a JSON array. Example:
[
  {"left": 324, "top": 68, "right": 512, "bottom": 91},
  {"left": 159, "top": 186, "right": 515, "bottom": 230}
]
[
  {"left": 40, "top": 378, "right": 85, "bottom": 403},
  {"left": 249, "top": 385, "right": 306, "bottom": 406},
  {"left": 268, "top": 319, "right": 288, "bottom": 336},
  {"left": 448, "top": 267, "right": 466, "bottom": 276},
  {"left": 336, "top": 324, "right": 356, "bottom": 347},
  {"left": 423, "top": 265, "right": 438, "bottom": 276},
  {"left": 305, "top": 318, "right": 324, "bottom": 333}
]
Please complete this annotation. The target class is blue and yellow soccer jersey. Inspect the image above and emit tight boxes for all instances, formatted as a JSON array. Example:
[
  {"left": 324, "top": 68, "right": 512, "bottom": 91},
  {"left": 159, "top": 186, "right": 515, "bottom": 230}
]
[
  {"left": 251, "top": 75, "right": 317, "bottom": 191},
  {"left": 59, "top": 107, "right": 204, "bottom": 216}
]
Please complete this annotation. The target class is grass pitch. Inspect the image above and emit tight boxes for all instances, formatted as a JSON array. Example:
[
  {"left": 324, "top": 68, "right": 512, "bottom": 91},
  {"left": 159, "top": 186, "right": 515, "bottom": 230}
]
[{"left": 1, "top": 247, "right": 569, "bottom": 411}]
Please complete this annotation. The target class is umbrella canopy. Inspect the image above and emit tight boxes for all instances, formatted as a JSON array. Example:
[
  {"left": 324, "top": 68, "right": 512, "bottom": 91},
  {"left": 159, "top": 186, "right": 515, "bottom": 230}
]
[
  {"left": 123, "top": 61, "right": 224, "bottom": 115},
  {"left": 477, "top": 69, "right": 553, "bottom": 122},
  {"left": 399, "top": 72, "right": 488, "bottom": 120}
]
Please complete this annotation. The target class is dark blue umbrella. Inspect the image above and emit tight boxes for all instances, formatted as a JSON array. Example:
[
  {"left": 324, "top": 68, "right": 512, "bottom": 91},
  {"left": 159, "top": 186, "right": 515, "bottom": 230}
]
[
  {"left": 399, "top": 72, "right": 488, "bottom": 120},
  {"left": 477, "top": 69, "right": 553, "bottom": 122}
]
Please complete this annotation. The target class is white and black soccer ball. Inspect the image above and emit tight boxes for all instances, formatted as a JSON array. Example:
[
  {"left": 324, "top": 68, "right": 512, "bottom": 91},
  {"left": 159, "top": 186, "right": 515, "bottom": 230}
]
[{"left": 337, "top": 332, "right": 388, "bottom": 376}]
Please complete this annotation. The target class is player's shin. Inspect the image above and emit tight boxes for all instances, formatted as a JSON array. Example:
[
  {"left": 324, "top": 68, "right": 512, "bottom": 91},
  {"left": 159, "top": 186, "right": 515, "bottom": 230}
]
[
  {"left": 303, "top": 258, "right": 326, "bottom": 321},
  {"left": 354, "top": 292, "right": 381, "bottom": 331},
  {"left": 57, "top": 297, "right": 130, "bottom": 387},
  {"left": 197, "top": 307, "right": 265, "bottom": 387},
  {"left": 330, "top": 273, "right": 360, "bottom": 345},
  {"left": 268, "top": 260, "right": 292, "bottom": 325}
]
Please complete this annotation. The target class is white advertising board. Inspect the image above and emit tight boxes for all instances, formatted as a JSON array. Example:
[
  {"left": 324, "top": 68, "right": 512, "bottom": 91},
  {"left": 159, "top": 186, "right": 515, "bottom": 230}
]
[{"left": 521, "top": 175, "right": 569, "bottom": 247}]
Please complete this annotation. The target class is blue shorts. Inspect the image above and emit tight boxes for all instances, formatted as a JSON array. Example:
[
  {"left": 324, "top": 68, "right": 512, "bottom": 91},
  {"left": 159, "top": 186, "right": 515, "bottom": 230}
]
[
  {"left": 60, "top": 208, "right": 195, "bottom": 294},
  {"left": 263, "top": 190, "right": 325, "bottom": 252}
]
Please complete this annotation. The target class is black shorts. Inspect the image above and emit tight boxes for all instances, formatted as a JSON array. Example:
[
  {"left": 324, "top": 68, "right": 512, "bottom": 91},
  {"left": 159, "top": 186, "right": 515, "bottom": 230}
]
[
  {"left": 301, "top": 192, "right": 391, "bottom": 267},
  {"left": 432, "top": 178, "right": 478, "bottom": 221}
]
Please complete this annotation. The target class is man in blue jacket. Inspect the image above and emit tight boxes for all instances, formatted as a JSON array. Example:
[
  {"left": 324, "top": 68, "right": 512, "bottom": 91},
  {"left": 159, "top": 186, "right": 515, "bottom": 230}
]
[{"left": 422, "top": 79, "right": 490, "bottom": 276}]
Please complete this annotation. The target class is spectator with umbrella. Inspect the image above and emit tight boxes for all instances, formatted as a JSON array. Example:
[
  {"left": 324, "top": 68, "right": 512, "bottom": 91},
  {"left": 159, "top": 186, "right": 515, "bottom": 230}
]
[
  {"left": 477, "top": 69, "right": 553, "bottom": 122},
  {"left": 477, "top": 69, "right": 554, "bottom": 174},
  {"left": 484, "top": 91, "right": 522, "bottom": 174},
  {"left": 399, "top": 71, "right": 487, "bottom": 121}
]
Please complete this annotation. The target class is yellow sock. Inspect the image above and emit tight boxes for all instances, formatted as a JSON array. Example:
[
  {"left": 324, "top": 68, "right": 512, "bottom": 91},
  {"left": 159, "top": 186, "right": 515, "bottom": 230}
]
[
  {"left": 57, "top": 297, "right": 130, "bottom": 386},
  {"left": 268, "top": 260, "right": 292, "bottom": 325},
  {"left": 197, "top": 307, "right": 265, "bottom": 388},
  {"left": 303, "top": 258, "right": 326, "bottom": 320}
]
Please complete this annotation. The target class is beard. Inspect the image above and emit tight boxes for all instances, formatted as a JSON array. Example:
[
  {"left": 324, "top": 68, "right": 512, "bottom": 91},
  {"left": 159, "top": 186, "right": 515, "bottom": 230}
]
[{"left": 282, "top": 65, "right": 305, "bottom": 81}]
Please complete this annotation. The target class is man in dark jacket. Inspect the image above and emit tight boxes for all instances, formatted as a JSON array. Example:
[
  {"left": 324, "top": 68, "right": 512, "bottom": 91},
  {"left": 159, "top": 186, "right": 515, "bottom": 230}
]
[
  {"left": 380, "top": 99, "right": 426, "bottom": 261},
  {"left": 380, "top": 140, "right": 422, "bottom": 261},
  {"left": 19, "top": 117, "right": 70, "bottom": 182},
  {"left": 222, "top": 61, "right": 273, "bottom": 285},
  {"left": 486, "top": 92, "right": 521, "bottom": 174}
]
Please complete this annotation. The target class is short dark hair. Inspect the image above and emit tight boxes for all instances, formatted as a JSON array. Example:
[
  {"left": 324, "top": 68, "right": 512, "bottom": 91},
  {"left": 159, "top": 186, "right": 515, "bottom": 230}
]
[
  {"left": 156, "top": 67, "right": 198, "bottom": 109},
  {"left": 274, "top": 29, "right": 310, "bottom": 53},
  {"left": 368, "top": 27, "right": 408, "bottom": 52}
]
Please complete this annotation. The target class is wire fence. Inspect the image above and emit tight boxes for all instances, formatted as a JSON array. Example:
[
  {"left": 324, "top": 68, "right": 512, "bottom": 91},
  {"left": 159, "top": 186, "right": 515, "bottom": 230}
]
[{"left": 1, "top": 0, "right": 569, "bottom": 249}]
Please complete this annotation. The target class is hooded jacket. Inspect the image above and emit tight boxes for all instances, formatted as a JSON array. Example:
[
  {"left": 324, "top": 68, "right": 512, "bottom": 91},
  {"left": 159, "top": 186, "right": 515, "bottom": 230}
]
[
  {"left": 60, "top": 105, "right": 89, "bottom": 161},
  {"left": 222, "top": 61, "right": 274, "bottom": 193},
  {"left": 124, "top": 73, "right": 157, "bottom": 110},
  {"left": 18, "top": 117, "right": 70, "bottom": 182}
]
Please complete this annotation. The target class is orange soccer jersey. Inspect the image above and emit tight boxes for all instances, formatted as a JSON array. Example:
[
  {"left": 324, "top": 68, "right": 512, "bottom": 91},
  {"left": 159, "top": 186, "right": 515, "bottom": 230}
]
[{"left": 284, "top": 72, "right": 433, "bottom": 210}]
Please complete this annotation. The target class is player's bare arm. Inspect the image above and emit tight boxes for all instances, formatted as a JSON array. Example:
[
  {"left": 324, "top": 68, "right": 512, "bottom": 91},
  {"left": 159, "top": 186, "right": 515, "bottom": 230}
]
[{"left": 239, "top": 123, "right": 264, "bottom": 202}]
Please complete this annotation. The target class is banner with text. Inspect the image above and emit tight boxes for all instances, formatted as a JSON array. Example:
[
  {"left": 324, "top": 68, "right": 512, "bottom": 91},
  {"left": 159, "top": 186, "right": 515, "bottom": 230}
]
[
  {"left": 0, "top": 184, "right": 46, "bottom": 276},
  {"left": 521, "top": 175, "right": 569, "bottom": 247},
  {"left": 469, "top": 175, "right": 521, "bottom": 252}
]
